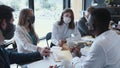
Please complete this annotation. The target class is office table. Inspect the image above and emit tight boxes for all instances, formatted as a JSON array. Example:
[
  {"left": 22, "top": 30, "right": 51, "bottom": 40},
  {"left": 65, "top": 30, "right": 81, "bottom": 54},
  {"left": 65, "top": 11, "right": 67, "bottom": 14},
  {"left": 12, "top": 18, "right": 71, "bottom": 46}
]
[
  {"left": 27, "top": 48, "right": 73, "bottom": 68},
  {"left": 27, "top": 36, "right": 93, "bottom": 68}
]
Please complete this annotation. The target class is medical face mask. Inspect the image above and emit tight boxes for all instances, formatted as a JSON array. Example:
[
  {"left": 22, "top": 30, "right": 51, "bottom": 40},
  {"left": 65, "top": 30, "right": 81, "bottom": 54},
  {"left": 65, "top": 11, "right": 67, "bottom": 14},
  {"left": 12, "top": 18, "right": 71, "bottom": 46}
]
[
  {"left": 1, "top": 20, "right": 15, "bottom": 40},
  {"left": 63, "top": 17, "right": 71, "bottom": 24},
  {"left": 28, "top": 15, "right": 35, "bottom": 24}
]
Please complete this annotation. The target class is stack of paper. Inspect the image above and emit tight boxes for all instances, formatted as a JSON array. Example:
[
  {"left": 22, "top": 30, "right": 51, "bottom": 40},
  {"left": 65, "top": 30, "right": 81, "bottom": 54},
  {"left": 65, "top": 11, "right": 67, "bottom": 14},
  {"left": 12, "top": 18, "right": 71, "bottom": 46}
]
[{"left": 52, "top": 50, "right": 73, "bottom": 62}]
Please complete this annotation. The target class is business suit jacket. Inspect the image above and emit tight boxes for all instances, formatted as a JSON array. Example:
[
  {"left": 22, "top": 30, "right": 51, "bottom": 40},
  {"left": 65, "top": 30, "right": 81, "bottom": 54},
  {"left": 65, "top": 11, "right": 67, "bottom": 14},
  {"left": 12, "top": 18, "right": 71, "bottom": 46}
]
[
  {"left": 77, "top": 17, "right": 89, "bottom": 36},
  {"left": 0, "top": 45, "right": 43, "bottom": 68}
]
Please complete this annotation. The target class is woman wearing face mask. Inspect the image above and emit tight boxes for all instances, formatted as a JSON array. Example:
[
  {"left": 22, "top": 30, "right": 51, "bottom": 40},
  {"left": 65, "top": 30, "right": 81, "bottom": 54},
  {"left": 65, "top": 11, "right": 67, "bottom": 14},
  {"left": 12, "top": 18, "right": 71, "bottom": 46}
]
[
  {"left": 51, "top": 8, "right": 81, "bottom": 48},
  {"left": 14, "top": 9, "right": 43, "bottom": 68},
  {"left": 14, "top": 8, "right": 43, "bottom": 52}
]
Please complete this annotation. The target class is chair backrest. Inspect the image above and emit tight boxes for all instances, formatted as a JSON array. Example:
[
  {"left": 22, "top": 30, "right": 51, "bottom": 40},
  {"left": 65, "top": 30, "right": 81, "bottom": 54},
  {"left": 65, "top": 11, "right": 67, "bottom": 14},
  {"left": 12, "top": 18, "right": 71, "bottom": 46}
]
[
  {"left": 2, "top": 41, "right": 17, "bottom": 52},
  {"left": 46, "top": 32, "right": 52, "bottom": 47}
]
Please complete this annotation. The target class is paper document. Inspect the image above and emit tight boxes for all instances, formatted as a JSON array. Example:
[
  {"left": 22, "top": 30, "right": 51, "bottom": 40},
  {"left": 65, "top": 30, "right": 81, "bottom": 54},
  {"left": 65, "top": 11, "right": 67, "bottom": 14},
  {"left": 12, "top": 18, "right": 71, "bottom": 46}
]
[{"left": 52, "top": 50, "right": 73, "bottom": 62}]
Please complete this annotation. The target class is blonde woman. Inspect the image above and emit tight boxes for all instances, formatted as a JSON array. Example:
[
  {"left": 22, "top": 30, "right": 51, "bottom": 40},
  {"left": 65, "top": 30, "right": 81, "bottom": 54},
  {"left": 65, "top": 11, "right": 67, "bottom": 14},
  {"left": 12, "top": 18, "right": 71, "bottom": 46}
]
[{"left": 14, "top": 8, "right": 41, "bottom": 53}]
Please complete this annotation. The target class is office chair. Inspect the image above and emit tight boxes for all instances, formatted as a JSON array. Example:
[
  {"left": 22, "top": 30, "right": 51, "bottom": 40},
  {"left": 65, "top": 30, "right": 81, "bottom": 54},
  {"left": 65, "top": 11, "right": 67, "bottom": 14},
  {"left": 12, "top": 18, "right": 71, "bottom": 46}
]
[
  {"left": 45, "top": 32, "right": 56, "bottom": 48},
  {"left": 2, "top": 41, "right": 17, "bottom": 52},
  {"left": 46, "top": 32, "right": 52, "bottom": 47}
]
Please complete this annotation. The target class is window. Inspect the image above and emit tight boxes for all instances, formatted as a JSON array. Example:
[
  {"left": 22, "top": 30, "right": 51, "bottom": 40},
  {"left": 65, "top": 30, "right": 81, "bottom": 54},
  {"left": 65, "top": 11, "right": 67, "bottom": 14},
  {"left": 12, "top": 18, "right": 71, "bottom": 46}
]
[
  {"left": 0, "top": 0, "right": 29, "bottom": 25},
  {"left": 34, "top": 0, "right": 63, "bottom": 37},
  {"left": 34, "top": 0, "right": 63, "bottom": 47},
  {"left": 0, "top": 0, "right": 63, "bottom": 47}
]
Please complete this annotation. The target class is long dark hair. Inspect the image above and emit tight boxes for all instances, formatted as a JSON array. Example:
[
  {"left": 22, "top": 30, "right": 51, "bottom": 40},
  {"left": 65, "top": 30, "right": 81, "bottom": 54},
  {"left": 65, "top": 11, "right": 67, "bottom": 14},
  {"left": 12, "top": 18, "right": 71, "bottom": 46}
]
[{"left": 58, "top": 8, "right": 75, "bottom": 29}]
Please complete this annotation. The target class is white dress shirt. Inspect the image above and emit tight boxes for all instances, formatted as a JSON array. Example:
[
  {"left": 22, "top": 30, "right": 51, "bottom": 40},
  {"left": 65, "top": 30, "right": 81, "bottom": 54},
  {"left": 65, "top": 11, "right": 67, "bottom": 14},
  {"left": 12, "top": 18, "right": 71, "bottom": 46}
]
[
  {"left": 51, "top": 22, "right": 81, "bottom": 46},
  {"left": 14, "top": 25, "right": 38, "bottom": 53},
  {"left": 73, "top": 30, "right": 120, "bottom": 68}
]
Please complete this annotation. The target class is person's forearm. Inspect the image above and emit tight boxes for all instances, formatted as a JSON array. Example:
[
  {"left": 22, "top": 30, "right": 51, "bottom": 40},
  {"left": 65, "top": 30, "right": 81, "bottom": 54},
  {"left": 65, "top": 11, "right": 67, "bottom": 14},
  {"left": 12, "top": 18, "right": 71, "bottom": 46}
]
[{"left": 9, "top": 51, "right": 43, "bottom": 65}]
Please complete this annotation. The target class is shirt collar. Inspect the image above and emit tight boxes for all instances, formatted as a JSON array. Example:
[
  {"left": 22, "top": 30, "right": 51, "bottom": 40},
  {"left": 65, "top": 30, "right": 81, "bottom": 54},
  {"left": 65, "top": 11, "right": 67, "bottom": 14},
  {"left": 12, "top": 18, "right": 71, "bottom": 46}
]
[{"left": 95, "top": 30, "right": 118, "bottom": 41}]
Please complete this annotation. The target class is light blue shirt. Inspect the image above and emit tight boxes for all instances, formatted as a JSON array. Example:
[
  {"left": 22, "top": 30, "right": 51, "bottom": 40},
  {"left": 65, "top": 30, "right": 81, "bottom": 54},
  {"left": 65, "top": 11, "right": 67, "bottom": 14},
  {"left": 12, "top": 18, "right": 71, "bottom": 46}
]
[
  {"left": 73, "top": 30, "right": 120, "bottom": 68},
  {"left": 51, "top": 22, "right": 81, "bottom": 46}
]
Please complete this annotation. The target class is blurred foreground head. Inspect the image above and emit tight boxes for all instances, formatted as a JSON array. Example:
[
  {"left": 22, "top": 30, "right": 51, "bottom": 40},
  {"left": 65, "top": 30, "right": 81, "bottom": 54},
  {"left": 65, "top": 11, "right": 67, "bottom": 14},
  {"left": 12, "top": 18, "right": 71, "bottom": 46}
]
[
  {"left": 87, "top": 8, "right": 111, "bottom": 36},
  {"left": 0, "top": 5, "right": 15, "bottom": 40}
]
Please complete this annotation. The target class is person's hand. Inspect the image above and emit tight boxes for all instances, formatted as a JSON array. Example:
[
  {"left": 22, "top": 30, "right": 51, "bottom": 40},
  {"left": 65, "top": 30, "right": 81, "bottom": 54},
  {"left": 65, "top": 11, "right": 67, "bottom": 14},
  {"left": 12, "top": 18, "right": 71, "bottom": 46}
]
[
  {"left": 74, "top": 46, "right": 81, "bottom": 57},
  {"left": 49, "top": 65, "right": 57, "bottom": 68},
  {"left": 70, "top": 46, "right": 81, "bottom": 57},
  {"left": 37, "top": 47, "right": 42, "bottom": 51},
  {"left": 38, "top": 47, "right": 50, "bottom": 57},
  {"left": 59, "top": 39, "right": 66, "bottom": 47}
]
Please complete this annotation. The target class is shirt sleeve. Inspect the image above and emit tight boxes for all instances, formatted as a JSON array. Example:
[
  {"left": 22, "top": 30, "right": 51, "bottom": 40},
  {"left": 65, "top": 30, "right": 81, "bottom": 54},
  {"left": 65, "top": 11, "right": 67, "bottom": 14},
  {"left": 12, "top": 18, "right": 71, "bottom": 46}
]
[
  {"left": 51, "top": 23, "right": 59, "bottom": 46},
  {"left": 8, "top": 51, "right": 43, "bottom": 65},
  {"left": 0, "top": 56, "right": 5, "bottom": 68},
  {"left": 74, "top": 44, "right": 106, "bottom": 68}
]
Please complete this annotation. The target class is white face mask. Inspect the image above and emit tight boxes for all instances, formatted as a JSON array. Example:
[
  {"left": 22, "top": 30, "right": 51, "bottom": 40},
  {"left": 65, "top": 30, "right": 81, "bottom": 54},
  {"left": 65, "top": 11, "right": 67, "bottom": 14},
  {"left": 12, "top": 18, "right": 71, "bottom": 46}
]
[{"left": 63, "top": 17, "right": 71, "bottom": 24}]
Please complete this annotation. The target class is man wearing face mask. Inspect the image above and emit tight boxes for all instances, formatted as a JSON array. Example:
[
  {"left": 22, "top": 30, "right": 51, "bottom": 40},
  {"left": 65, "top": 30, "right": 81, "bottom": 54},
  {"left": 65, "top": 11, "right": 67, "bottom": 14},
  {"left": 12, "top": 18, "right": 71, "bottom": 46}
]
[
  {"left": 0, "top": 19, "right": 15, "bottom": 39},
  {"left": 51, "top": 8, "right": 81, "bottom": 48},
  {"left": 0, "top": 5, "right": 50, "bottom": 68}
]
